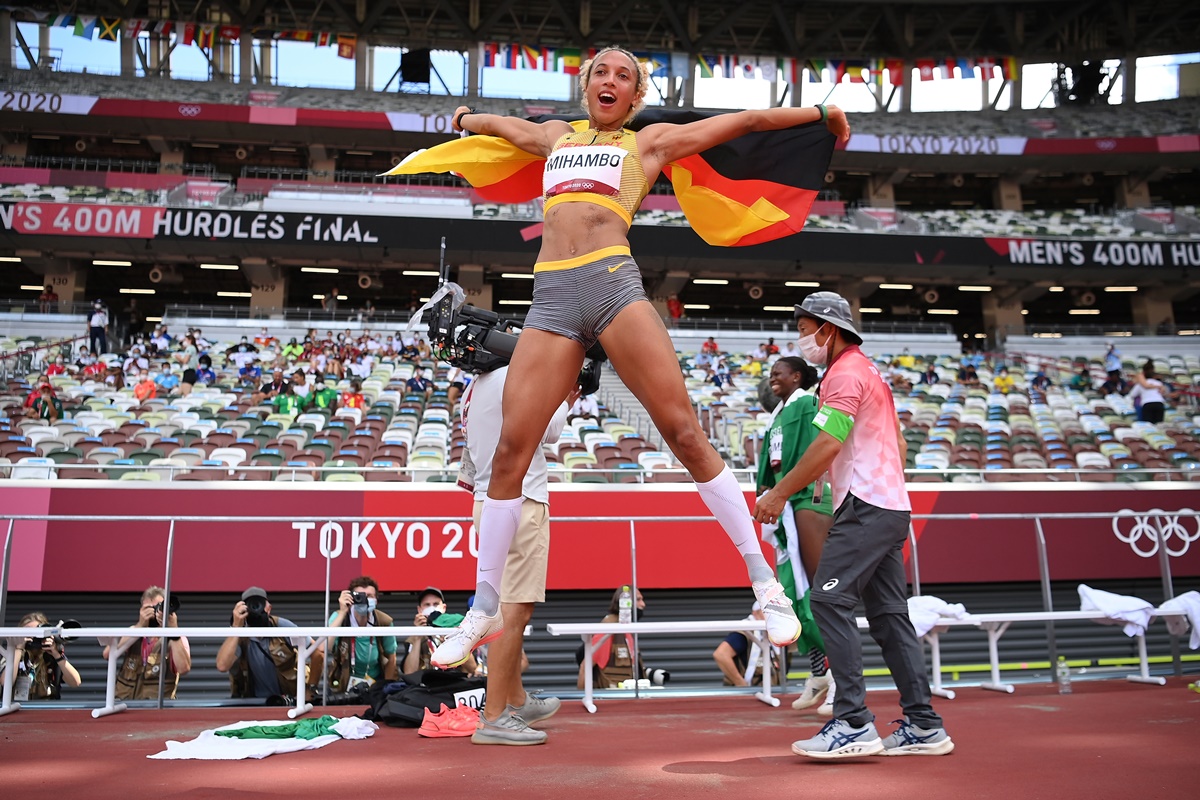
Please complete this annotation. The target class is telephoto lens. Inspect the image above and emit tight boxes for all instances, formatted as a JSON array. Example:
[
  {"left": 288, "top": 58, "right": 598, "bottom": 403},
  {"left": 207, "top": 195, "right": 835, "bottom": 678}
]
[
  {"left": 425, "top": 610, "right": 442, "bottom": 625},
  {"left": 351, "top": 591, "right": 368, "bottom": 605},
  {"left": 644, "top": 668, "right": 671, "bottom": 686}
]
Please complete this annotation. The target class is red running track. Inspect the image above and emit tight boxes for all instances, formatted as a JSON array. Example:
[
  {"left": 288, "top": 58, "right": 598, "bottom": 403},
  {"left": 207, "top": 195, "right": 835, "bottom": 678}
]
[{"left": 2, "top": 678, "right": 1197, "bottom": 799}]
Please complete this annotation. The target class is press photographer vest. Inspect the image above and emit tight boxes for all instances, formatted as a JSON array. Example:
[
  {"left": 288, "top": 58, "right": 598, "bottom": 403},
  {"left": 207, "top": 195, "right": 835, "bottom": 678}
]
[
  {"left": 116, "top": 638, "right": 180, "bottom": 700},
  {"left": 19, "top": 651, "right": 62, "bottom": 700},
  {"left": 327, "top": 609, "right": 395, "bottom": 692},
  {"left": 590, "top": 614, "right": 642, "bottom": 689},
  {"left": 228, "top": 615, "right": 302, "bottom": 698}
]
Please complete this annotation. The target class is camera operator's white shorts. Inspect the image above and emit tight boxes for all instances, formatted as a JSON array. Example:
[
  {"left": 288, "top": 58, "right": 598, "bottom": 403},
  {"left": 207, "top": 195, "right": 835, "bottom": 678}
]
[{"left": 473, "top": 498, "right": 549, "bottom": 603}]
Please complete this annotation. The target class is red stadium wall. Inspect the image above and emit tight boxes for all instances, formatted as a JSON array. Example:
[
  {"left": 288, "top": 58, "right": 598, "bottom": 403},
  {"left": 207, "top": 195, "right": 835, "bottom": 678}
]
[{"left": 3, "top": 484, "right": 1198, "bottom": 593}]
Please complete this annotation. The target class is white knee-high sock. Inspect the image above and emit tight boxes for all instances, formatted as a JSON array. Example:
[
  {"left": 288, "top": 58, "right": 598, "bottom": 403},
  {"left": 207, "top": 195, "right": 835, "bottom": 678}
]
[
  {"left": 474, "top": 496, "right": 523, "bottom": 616},
  {"left": 695, "top": 466, "right": 773, "bottom": 583}
]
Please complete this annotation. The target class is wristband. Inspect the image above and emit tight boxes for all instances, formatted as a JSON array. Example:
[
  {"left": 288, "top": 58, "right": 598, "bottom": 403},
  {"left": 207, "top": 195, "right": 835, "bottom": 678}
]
[
  {"left": 454, "top": 108, "right": 478, "bottom": 130},
  {"left": 816, "top": 104, "right": 828, "bottom": 123},
  {"left": 55, "top": 655, "right": 66, "bottom": 663}
]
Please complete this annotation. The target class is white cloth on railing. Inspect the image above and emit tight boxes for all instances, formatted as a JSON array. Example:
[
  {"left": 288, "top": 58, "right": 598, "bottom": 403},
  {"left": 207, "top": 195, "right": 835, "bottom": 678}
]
[
  {"left": 1156, "top": 591, "right": 1200, "bottom": 649},
  {"left": 147, "top": 716, "right": 375, "bottom": 760},
  {"left": 1078, "top": 584, "right": 1154, "bottom": 637},
  {"left": 907, "top": 595, "right": 968, "bottom": 638}
]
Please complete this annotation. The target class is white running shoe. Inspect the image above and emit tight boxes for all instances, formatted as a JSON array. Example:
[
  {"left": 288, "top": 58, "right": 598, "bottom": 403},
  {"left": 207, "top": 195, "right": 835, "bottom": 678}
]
[
  {"left": 430, "top": 608, "right": 503, "bottom": 669},
  {"left": 792, "top": 673, "right": 833, "bottom": 710},
  {"left": 752, "top": 578, "right": 802, "bottom": 646},
  {"left": 818, "top": 678, "right": 837, "bottom": 718}
]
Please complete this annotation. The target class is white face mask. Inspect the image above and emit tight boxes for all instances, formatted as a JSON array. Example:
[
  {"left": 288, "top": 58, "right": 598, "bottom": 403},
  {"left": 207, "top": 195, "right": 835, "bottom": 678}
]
[
  {"left": 798, "top": 325, "right": 831, "bottom": 365},
  {"left": 420, "top": 604, "right": 440, "bottom": 616}
]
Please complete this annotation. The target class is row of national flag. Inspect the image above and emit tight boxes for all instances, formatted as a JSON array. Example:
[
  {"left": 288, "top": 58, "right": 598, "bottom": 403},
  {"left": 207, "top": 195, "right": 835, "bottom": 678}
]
[
  {"left": 482, "top": 44, "right": 671, "bottom": 77},
  {"left": 43, "top": 16, "right": 360, "bottom": 58},
  {"left": 699, "top": 55, "right": 1020, "bottom": 84}
]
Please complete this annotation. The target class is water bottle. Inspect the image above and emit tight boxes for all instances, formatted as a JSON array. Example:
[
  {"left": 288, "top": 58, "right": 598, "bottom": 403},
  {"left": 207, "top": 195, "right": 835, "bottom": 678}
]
[
  {"left": 618, "top": 585, "right": 633, "bottom": 624},
  {"left": 1056, "top": 656, "right": 1072, "bottom": 694}
]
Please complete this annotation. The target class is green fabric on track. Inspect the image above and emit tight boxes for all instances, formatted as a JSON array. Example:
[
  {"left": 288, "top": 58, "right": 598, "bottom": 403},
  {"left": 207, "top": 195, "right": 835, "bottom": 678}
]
[{"left": 215, "top": 715, "right": 340, "bottom": 740}]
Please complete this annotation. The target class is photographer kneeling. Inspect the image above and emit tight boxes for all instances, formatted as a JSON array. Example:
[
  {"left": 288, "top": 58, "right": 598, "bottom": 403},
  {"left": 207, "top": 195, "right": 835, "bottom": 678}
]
[
  {"left": 319, "top": 576, "right": 399, "bottom": 699},
  {"left": 576, "top": 588, "right": 670, "bottom": 690},
  {"left": 102, "top": 586, "right": 190, "bottom": 700},
  {"left": 3, "top": 612, "right": 81, "bottom": 700},
  {"left": 216, "top": 587, "right": 311, "bottom": 703},
  {"left": 401, "top": 587, "right": 479, "bottom": 674}
]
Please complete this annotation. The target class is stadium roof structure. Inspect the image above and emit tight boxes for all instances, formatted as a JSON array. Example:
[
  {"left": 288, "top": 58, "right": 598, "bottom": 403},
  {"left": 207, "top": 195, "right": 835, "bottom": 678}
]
[{"left": 11, "top": 0, "right": 1200, "bottom": 63}]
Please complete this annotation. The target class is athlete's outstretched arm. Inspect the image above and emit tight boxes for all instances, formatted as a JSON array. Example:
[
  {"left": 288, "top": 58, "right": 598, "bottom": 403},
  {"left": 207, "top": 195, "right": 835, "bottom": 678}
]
[
  {"left": 640, "top": 106, "right": 849, "bottom": 173},
  {"left": 451, "top": 104, "right": 573, "bottom": 158}
]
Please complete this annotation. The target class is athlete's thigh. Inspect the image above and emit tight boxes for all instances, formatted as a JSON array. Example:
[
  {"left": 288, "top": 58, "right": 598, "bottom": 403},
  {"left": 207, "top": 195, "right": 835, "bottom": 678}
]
[{"left": 498, "top": 328, "right": 586, "bottom": 454}]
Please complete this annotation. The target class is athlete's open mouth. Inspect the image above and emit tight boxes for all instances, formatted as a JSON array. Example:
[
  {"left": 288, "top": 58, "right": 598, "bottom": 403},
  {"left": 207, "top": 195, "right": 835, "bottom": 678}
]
[{"left": 598, "top": 91, "right": 617, "bottom": 107}]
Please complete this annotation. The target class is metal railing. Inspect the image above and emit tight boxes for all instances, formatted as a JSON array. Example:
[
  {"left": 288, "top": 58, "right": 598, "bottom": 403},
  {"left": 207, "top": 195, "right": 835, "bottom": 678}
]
[{"left": 0, "top": 334, "right": 86, "bottom": 381}]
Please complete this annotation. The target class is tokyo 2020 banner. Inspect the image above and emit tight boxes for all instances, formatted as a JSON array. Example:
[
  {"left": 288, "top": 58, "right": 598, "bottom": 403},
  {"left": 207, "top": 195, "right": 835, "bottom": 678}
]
[{"left": 2, "top": 483, "right": 1197, "bottom": 593}]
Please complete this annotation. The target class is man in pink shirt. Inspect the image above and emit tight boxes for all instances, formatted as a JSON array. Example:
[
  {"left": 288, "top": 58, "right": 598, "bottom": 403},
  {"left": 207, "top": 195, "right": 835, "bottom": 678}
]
[{"left": 753, "top": 291, "right": 952, "bottom": 760}]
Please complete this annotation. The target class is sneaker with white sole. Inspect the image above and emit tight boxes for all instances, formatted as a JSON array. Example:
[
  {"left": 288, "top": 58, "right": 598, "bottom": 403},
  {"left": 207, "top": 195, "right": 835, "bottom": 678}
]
[
  {"left": 431, "top": 608, "right": 504, "bottom": 669},
  {"left": 752, "top": 578, "right": 802, "bottom": 646},
  {"left": 792, "top": 673, "right": 832, "bottom": 711},
  {"left": 878, "top": 719, "right": 955, "bottom": 756},
  {"left": 471, "top": 710, "right": 548, "bottom": 746},
  {"left": 509, "top": 692, "right": 561, "bottom": 726},
  {"left": 817, "top": 677, "right": 836, "bottom": 717},
  {"left": 791, "top": 718, "right": 884, "bottom": 759}
]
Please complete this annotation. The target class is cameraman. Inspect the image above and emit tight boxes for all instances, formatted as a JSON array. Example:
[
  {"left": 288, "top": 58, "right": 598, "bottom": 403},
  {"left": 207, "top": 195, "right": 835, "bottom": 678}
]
[
  {"left": 3, "top": 612, "right": 81, "bottom": 700},
  {"left": 101, "top": 586, "right": 191, "bottom": 700},
  {"left": 319, "top": 576, "right": 399, "bottom": 696},
  {"left": 401, "top": 587, "right": 478, "bottom": 674},
  {"left": 216, "top": 587, "right": 309, "bottom": 702}
]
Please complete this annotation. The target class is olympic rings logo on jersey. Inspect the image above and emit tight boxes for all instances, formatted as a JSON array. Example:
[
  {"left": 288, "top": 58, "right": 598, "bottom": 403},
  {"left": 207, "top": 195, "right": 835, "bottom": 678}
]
[{"left": 1111, "top": 508, "right": 1199, "bottom": 558}]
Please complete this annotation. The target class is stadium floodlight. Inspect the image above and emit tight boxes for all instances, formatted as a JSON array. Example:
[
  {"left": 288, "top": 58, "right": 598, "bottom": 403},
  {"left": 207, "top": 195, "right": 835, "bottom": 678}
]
[
  {"left": 93, "top": 259, "right": 132, "bottom": 266},
  {"left": 501, "top": 273, "right": 535, "bottom": 279},
  {"left": 217, "top": 291, "right": 252, "bottom": 298},
  {"left": 199, "top": 263, "right": 238, "bottom": 270},
  {"left": 498, "top": 299, "right": 533, "bottom": 305},
  {"left": 763, "top": 306, "right": 794, "bottom": 312},
  {"left": 119, "top": 288, "right": 155, "bottom": 294},
  {"left": 879, "top": 283, "right": 913, "bottom": 290},
  {"left": 1104, "top": 286, "right": 1138, "bottom": 292},
  {"left": 20, "top": 284, "right": 43, "bottom": 291},
  {"left": 858, "top": 307, "right": 883, "bottom": 313},
  {"left": 684, "top": 304, "right": 711, "bottom": 310},
  {"left": 785, "top": 281, "right": 821, "bottom": 287},
  {"left": 927, "top": 309, "right": 959, "bottom": 315},
  {"left": 0, "top": 256, "right": 22, "bottom": 262},
  {"left": 1068, "top": 309, "right": 1101, "bottom": 315},
  {"left": 301, "top": 267, "right": 340, "bottom": 274},
  {"left": 958, "top": 285, "right": 992, "bottom": 292},
  {"left": 692, "top": 279, "right": 728, "bottom": 285},
  {"left": 402, "top": 270, "right": 440, "bottom": 276},
  {"left": 1048, "top": 286, "right": 1065, "bottom": 292}
]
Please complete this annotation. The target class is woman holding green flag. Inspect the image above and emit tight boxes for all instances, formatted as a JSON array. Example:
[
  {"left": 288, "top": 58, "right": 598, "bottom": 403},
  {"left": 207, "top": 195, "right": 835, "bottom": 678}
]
[{"left": 755, "top": 356, "right": 835, "bottom": 714}]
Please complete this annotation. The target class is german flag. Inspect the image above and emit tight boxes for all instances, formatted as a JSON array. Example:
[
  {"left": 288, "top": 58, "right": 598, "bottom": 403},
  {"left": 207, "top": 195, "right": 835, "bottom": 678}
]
[{"left": 383, "top": 109, "right": 836, "bottom": 247}]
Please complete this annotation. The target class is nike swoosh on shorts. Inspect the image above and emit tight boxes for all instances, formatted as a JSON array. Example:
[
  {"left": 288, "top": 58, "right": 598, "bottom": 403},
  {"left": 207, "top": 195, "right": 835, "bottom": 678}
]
[{"left": 608, "top": 260, "right": 629, "bottom": 273}]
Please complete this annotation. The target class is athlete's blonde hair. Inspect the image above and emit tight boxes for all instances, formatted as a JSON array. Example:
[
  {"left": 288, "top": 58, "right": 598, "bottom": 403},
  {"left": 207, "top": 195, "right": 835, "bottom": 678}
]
[{"left": 578, "top": 46, "right": 653, "bottom": 126}]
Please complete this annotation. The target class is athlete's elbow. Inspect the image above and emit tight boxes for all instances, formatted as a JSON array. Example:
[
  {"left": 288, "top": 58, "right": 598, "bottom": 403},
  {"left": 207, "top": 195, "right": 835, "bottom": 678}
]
[{"left": 742, "top": 109, "right": 769, "bottom": 134}]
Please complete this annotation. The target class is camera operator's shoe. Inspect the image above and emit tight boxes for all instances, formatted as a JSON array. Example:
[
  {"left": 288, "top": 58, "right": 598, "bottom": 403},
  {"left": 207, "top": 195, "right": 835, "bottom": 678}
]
[
  {"left": 471, "top": 710, "right": 548, "bottom": 746},
  {"left": 752, "top": 577, "right": 802, "bottom": 646},
  {"left": 878, "top": 719, "right": 955, "bottom": 756},
  {"left": 791, "top": 719, "right": 884, "bottom": 759},
  {"left": 791, "top": 673, "right": 832, "bottom": 710},
  {"left": 509, "top": 692, "right": 561, "bottom": 726},
  {"left": 431, "top": 608, "right": 503, "bottom": 669},
  {"left": 418, "top": 703, "right": 478, "bottom": 738}
]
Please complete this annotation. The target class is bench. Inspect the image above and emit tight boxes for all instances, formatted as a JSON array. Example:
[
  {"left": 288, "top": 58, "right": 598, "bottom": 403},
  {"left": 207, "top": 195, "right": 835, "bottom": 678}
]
[
  {"left": 546, "top": 619, "right": 776, "bottom": 713},
  {"left": 1, "top": 624, "right": 530, "bottom": 719}
]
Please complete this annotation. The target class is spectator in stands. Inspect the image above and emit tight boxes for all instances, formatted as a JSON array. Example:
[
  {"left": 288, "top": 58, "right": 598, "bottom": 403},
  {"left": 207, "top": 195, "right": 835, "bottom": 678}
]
[
  {"left": 150, "top": 326, "right": 171, "bottom": 351},
  {"left": 347, "top": 354, "right": 372, "bottom": 381},
  {"left": 701, "top": 336, "right": 720, "bottom": 356},
  {"left": 1101, "top": 371, "right": 1131, "bottom": 397},
  {"left": 782, "top": 341, "right": 799, "bottom": 358},
  {"left": 752, "top": 343, "right": 769, "bottom": 361},
  {"left": 569, "top": 390, "right": 600, "bottom": 422},
  {"left": 766, "top": 338, "right": 780, "bottom": 356},
  {"left": 75, "top": 345, "right": 94, "bottom": 370},
  {"left": 195, "top": 355, "right": 216, "bottom": 386},
  {"left": 87, "top": 299, "right": 109, "bottom": 356},
  {"left": 576, "top": 588, "right": 654, "bottom": 689},
  {"left": 755, "top": 356, "right": 834, "bottom": 714},
  {"left": 401, "top": 587, "right": 480, "bottom": 674},
  {"left": 919, "top": 364, "right": 940, "bottom": 386},
  {"left": 446, "top": 365, "right": 467, "bottom": 407},
  {"left": 457, "top": 360, "right": 570, "bottom": 744},
  {"left": 38, "top": 285, "right": 58, "bottom": 313},
  {"left": 290, "top": 370, "right": 311, "bottom": 402},
  {"left": 324, "top": 347, "right": 345, "bottom": 381},
  {"left": 712, "top": 604, "right": 776, "bottom": 687},
  {"left": 104, "top": 364, "right": 126, "bottom": 390},
  {"left": 1030, "top": 369, "right": 1053, "bottom": 392},
  {"left": 216, "top": 587, "right": 309, "bottom": 703},
  {"left": 956, "top": 362, "right": 979, "bottom": 387},
  {"left": 281, "top": 337, "right": 304, "bottom": 362},
  {"left": 1069, "top": 367, "right": 1092, "bottom": 392},
  {"left": 1104, "top": 342, "right": 1122, "bottom": 379},
  {"left": 323, "top": 287, "right": 340, "bottom": 314},
  {"left": 666, "top": 294, "right": 683, "bottom": 327},
  {"left": 320, "top": 576, "right": 398, "bottom": 697},
  {"left": 886, "top": 360, "right": 911, "bottom": 392},
  {"left": 427, "top": 60, "right": 837, "bottom": 682},
  {"left": 306, "top": 379, "right": 340, "bottom": 411},
  {"left": 256, "top": 368, "right": 289, "bottom": 405},
  {"left": 124, "top": 297, "right": 143, "bottom": 346},
  {"left": 133, "top": 370, "right": 157, "bottom": 402},
  {"left": 406, "top": 368, "right": 435, "bottom": 400},
  {"left": 271, "top": 382, "right": 304, "bottom": 417},
  {"left": 399, "top": 339, "right": 420, "bottom": 362},
  {"left": 155, "top": 361, "right": 180, "bottom": 394},
  {"left": 101, "top": 586, "right": 191, "bottom": 700},
  {"left": 416, "top": 338, "right": 433, "bottom": 361},
  {"left": 172, "top": 334, "right": 199, "bottom": 396},
  {"left": 992, "top": 367, "right": 1015, "bottom": 395},
  {"left": 30, "top": 382, "right": 63, "bottom": 422},
  {"left": 896, "top": 348, "right": 916, "bottom": 369},
  {"left": 46, "top": 356, "right": 67, "bottom": 377},
  {"left": 254, "top": 327, "right": 277, "bottom": 349},
  {"left": 755, "top": 292, "right": 952, "bottom": 758},
  {"left": 123, "top": 344, "right": 150, "bottom": 378},
  {"left": 1, "top": 612, "right": 81, "bottom": 701},
  {"left": 1130, "top": 361, "right": 1167, "bottom": 424},
  {"left": 342, "top": 379, "right": 367, "bottom": 410},
  {"left": 192, "top": 328, "right": 210, "bottom": 350}
]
